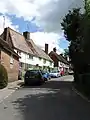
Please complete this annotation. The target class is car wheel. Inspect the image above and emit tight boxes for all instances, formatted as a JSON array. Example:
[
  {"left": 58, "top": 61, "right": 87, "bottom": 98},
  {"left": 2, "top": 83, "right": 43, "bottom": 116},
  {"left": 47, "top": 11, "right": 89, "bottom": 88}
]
[
  {"left": 56, "top": 75, "right": 59, "bottom": 78},
  {"left": 25, "top": 81, "right": 28, "bottom": 85},
  {"left": 39, "top": 80, "right": 45, "bottom": 85},
  {"left": 45, "top": 78, "right": 48, "bottom": 81}
]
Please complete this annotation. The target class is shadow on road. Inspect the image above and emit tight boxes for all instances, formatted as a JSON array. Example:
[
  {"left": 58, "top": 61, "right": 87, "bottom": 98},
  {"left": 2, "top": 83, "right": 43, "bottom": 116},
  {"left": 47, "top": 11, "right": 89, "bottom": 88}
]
[
  {"left": 12, "top": 80, "right": 90, "bottom": 120},
  {"left": 22, "top": 80, "right": 73, "bottom": 89}
]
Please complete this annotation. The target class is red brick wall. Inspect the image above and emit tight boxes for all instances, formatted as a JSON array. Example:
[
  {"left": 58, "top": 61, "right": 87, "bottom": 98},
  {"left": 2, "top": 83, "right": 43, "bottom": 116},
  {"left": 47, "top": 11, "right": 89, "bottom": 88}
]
[{"left": 1, "top": 51, "right": 19, "bottom": 82}]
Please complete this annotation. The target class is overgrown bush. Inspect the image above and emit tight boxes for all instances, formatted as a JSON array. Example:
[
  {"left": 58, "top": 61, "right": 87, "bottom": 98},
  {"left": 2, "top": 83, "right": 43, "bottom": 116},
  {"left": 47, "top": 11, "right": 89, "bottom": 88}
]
[
  {"left": 74, "top": 73, "right": 90, "bottom": 98},
  {"left": 0, "top": 64, "right": 8, "bottom": 89}
]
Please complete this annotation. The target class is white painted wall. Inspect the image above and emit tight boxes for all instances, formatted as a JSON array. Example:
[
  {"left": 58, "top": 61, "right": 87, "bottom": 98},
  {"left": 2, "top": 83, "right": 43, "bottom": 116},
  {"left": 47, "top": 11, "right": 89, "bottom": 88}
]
[{"left": 14, "top": 49, "right": 54, "bottom": 68}]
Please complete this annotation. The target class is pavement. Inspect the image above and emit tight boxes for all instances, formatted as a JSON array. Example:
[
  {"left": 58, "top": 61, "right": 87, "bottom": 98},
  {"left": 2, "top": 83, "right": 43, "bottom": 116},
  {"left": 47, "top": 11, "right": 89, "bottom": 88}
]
[
  {"left": 0, "top": 75, "right": 90, "bottom": 120},
  {"left": 0, "top": 80, "right": 24, "bottom": 103}
]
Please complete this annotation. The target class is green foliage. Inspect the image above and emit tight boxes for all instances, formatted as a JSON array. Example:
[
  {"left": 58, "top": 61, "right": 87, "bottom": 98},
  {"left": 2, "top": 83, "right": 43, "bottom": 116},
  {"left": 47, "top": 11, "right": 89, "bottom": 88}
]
[
  {"left": 63, "top": 48, "right": 69, "bottom": 57},
  {"left": 61, "top": 8, "right": 82, "bottom": 42},
  {"left": 61, "top": 0, "right": 90, "bottom": 63},
  {"left": 61, "top": 0, "right": 90, "bottom": 97},
  {"left": 61, "top": 8, "right": 84, "bottom": 64},
  {"left": 0, "top": 64, "right": 8, "bottom": 89},
  {"left": 85, "top": 0, "right": 90, "bottom": 15},
  {"left": 83, "top": 0, "right": 90, "bottom": 53}
]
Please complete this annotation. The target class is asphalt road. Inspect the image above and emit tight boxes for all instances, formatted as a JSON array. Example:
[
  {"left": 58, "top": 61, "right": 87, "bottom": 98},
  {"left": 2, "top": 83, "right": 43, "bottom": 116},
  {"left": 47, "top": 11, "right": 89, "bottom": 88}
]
[{"left": 0, "top": 75, "right": 90, "bottom": 120}]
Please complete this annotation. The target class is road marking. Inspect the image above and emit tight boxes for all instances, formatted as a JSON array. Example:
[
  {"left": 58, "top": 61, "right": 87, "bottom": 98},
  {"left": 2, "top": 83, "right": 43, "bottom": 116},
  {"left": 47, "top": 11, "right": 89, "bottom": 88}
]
[
  {"left": 0, "top": 86, "right": 21, "bottom": 104},
  {"left": 0, "top": 90, "right": 15, "bottom": 104},
  {"left": 72, "top": 87, "right": 90, "bottom": 103},
  {"left": 4, "top": 90, "right": 15, "bottom": 100}
]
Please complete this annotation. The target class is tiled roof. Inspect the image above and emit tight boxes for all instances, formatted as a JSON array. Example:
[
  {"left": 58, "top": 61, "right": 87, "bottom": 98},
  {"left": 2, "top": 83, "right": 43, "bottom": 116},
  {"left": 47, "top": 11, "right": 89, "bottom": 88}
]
[
  {"left": 49, "top": 51, "right": 69, "bottom": 64},
  {"left": 27, "top": 40, "right": 53, "bottom": 61},
  {"left": 9, "top": 28, "right": 34, "bottom": 55},
  {"left": 8, "top": 27, "right": 53, "bottom": 61}
]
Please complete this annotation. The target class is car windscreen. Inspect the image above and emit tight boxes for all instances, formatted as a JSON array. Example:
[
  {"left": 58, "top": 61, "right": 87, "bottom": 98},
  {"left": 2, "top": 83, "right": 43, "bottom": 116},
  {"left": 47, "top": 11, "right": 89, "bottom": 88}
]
[
  {"left": 41, "top": 71, "right": 46, "bottom": 75},
  {"left": 25, "top": 70, "right": 41, "bottom": 77},
  {"left": 51, "top": 71, "right": 57, "bottom": 73}
]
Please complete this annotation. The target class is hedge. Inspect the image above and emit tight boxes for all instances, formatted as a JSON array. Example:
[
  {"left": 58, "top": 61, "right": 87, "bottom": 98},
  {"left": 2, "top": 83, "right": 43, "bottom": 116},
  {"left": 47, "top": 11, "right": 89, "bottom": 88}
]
[{"left": 0, "top": 64, "right": 8, "bottom": 89}]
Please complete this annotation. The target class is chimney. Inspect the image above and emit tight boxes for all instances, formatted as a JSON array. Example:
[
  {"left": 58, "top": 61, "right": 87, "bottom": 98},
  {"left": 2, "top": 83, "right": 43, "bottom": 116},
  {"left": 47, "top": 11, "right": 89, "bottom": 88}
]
[
  {"left": 60, "top": 53, "right": 63, "bottom": 56},
  {"left": 23, "top": 31, "right": 30, "bottom": 40},
  {"left": 3, "top": 28, "right": 9, "bottom": 41},
  {"left": 53, "top": 47, "right": 56, "bottom": 52},
  {"left": 45, "top": 44, "right": 48, "bottom": 54}
]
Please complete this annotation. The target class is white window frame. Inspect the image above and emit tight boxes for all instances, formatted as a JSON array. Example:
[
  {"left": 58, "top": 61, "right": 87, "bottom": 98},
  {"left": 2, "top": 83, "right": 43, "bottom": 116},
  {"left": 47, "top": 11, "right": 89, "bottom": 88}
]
[
  {"left": 10, "top": 54, "right": 14, "bottom": 64},
  {"left": 28, "top": 54, "right": 33, "bottom": 60}
]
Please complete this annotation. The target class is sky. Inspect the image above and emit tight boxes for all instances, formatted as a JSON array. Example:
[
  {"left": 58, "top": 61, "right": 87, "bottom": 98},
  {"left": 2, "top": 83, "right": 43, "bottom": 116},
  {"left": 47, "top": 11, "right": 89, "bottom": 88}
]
[{"left": 0, "top": 0, "right": 84, "bottom": 54}]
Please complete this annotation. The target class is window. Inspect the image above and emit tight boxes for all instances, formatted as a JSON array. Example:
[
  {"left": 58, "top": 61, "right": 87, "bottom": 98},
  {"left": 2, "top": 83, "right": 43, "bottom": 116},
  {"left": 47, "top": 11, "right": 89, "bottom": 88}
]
[
  {"left": 39, "top": 57, "right": 41, "bottom": 61},
  {"left": 28, "top": 55, "right": 33, "bottom": 60},
  {"left": 10, "top": 54, "right": 14, "bottom": 69},
  {"left": 25, "top": 64, "right": 28, "bottom": 70},
  {"left": 10, "top": 64, "right": 13, "bottom": 69},
  {"left": 25, "top": 70, "right": 41, "bottom": 78},
  {"left": 43, "top": 59, "right": 46, "bottom": 64},
  {"left": 50, "top": 62, "right": 52, "bottom": 66},
  {"left": 18, "top": 51, "right": 21, "bottom": 55},
  {"left": 21, "top": 62, "right": 24, "bottom": 68},
  {"left": 10, "top": 54, "right": 14, "bottom": 64}
]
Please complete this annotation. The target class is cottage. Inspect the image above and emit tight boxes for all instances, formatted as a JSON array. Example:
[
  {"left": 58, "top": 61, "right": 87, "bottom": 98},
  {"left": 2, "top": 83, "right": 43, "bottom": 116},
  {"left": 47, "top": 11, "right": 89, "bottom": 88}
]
[
  {"left": 0, "top": 37, "right": 19, "bottom": 82},
  {"left": 49, "top": 47, "right": 69, "bottom": 75},
  {"left": 1, "top": 27, "right": 54, "bottom": 75}
]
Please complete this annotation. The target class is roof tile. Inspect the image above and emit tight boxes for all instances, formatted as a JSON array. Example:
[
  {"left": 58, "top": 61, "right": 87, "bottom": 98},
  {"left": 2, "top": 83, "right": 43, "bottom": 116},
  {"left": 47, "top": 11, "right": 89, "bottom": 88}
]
[{"left": 8, "top": 28, "right": 53, "bottom": 61}]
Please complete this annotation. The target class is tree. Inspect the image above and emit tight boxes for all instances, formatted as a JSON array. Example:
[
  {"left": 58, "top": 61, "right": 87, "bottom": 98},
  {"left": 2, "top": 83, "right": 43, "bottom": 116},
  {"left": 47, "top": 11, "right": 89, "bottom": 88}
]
[
  {"left": 83, "top": 0, "right": 90, "bottom": 55},
  {"left": 61, "top": 0, "right": 90, "bottom": 96},
  {"left": 0, "top": 64, "right": 8, "bottom": 89},
  {"left": 61, "top": 8, "right": 84, "bottom": 64},
  {"left": 61, "top": 8, "right": 85, "bottom": 83},
  {"left": 61, "top": 1, "right": 90, "bottom": 65},
  {"left": 62, "top": 48, "right": 69, "bottom": 61},
  {"left": 63, "top": 48, "right": 69, "bottom": 56}
]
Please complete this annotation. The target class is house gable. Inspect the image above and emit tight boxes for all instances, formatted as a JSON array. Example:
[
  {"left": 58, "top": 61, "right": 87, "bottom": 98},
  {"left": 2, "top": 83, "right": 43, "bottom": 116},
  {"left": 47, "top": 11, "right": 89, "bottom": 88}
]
[
  {"left": 49, "top": 51, "right": 59, "bottom": 67},
  {"left": 0, "top": 37, "right": 19, "bottom": 60},
  {"left": 0, "top": 28, "right": 14, "bottom": 48}
]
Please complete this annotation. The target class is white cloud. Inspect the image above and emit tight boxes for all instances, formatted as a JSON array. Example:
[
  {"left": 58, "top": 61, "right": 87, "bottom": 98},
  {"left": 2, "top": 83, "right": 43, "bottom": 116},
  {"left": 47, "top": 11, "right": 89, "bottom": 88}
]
[
  {"left": 0, "top": 0, "right": 39, "bottom": 21},
  {"left": 0, "top": 15, "right": 19, "bottom": 34},
  {"left": 35, "top": 0, "right": 84, "bottom": 33},
  {"left": 0, "top": 0, "right": 84, "bottom": 31},
  {"left": 30, "top": 32, "right": 64, "bottom": 54},
  {"left": 0, "top": 0, "right": 83, "bottom": 52}
]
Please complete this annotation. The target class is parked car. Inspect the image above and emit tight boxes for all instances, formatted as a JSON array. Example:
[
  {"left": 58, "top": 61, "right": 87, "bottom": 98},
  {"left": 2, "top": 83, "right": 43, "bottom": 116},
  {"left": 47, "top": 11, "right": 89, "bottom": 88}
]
[
  {"left": 24, "top": 70, "right": 44, "bottom": 85},
  {"left": 49, "top": 70, "right": 61, "bottom": 78},
  {"left": 40, "top": 71, "right": 51, "bottom": 81},
  {"left": 68, "top": 70, "right": 74, "bottom": 75}
]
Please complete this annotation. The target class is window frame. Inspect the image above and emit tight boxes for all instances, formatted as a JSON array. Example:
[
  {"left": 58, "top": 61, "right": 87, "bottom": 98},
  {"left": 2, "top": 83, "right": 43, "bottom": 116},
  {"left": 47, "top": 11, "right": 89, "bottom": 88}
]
[
  {"left": 10, "top": 54, "right": 14, "bottom": 64},
  {"left": 28, "top": 54, "right": 33, "bottom": 60}
]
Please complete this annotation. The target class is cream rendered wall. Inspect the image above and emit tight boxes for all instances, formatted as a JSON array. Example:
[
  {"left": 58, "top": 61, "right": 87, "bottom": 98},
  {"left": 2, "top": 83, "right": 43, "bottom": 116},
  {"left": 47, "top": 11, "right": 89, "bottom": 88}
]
[{"left": 14, "top": 49, "right": 53, "bottom": 68}]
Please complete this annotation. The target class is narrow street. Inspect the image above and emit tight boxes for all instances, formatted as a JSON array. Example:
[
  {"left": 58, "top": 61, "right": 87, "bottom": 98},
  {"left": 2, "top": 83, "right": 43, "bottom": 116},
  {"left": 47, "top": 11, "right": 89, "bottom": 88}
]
[{"left": 0, "top": 76, "right": 90, "bottom": 120}]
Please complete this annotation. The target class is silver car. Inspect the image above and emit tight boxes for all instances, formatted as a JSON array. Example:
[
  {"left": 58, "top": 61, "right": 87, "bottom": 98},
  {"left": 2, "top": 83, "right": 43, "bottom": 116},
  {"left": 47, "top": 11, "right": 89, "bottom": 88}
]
[{"left": 49, "top": 70, "right": 61, "bottom": 78}]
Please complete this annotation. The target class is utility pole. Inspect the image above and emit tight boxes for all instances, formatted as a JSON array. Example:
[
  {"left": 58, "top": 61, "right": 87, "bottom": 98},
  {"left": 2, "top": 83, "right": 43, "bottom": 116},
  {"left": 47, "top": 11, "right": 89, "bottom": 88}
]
[{"left": 3, "top": 16, "right": 5, "bottom": 30}]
